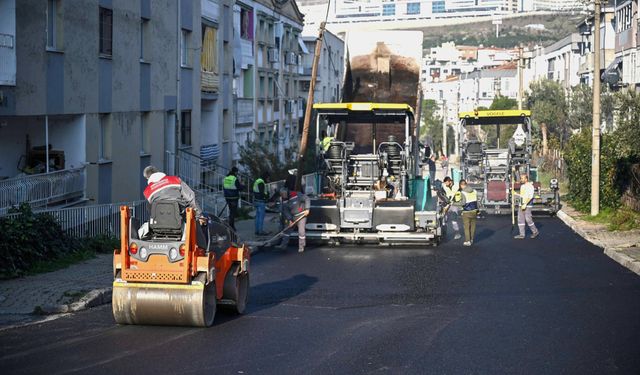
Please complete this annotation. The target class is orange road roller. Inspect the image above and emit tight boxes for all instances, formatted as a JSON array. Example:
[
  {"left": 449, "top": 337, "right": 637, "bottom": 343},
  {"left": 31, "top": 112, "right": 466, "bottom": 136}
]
[{"left": 112, "top": 201, "right": 250, "bottom": 327}]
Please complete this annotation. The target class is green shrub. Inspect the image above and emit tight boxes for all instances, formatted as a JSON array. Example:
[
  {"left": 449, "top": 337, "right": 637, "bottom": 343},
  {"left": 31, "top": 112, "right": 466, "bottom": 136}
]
[
  {"left": 565, "top": 130, "right": 622, "bottom": 211},
  {"left": 0, "top": 204, "right": 118, "bottom": 278}
]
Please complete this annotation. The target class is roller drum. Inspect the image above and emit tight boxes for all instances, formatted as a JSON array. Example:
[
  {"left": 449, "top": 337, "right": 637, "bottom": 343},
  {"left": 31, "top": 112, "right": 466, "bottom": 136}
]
[{"left": 112, "top": 281, "right": 216, "bottom": 327}]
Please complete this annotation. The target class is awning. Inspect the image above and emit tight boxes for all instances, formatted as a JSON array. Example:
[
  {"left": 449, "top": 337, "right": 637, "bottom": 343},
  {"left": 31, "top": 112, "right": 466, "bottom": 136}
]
[
  {"left": 602, "top": 56, "right": 622, "bottom": 85},
  {"left": 298, "top": 37, "right": 310, "bottom": 54}
]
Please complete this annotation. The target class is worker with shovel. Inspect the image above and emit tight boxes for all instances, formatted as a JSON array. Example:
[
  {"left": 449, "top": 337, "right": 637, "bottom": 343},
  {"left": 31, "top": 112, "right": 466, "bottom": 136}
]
[
  {"left": 277, "top": 188, "right": 310, "bottom": 253},
  {"left": 514, "top": 174, "right": 540, "bottom": 240}
]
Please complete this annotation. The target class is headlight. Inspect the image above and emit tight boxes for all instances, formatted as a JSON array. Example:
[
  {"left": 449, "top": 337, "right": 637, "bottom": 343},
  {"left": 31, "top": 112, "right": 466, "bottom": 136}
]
[
  {"left": 169, "top": 248, "right": 178, "bottom": 260},
  {"left": 550, "top": 178, "right": 559, "bottom": 190},
  {"left": 139, "top": 247, "right": 148, "bottom": 259}
]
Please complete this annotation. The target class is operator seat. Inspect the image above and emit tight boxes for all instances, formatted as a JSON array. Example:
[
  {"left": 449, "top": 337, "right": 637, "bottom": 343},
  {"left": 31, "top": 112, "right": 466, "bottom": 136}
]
[{"left": 149, "top": 200, "right": 183, "bottom": 239}]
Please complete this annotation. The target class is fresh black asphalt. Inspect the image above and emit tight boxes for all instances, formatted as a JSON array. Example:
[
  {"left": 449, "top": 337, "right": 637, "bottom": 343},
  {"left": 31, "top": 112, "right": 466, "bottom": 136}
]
[{"left": 1, "top": 216, "right": 639, "bottom": 375}]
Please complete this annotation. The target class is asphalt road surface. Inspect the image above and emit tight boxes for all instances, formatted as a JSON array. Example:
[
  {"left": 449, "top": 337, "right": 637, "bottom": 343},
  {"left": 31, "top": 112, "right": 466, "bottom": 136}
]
[{"left": 1, "top": 216, "right": 640, "bottom": 375}]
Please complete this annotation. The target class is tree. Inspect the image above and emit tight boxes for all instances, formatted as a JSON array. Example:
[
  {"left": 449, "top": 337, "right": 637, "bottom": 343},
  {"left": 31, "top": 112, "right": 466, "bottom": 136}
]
[
  {"left": 569, "top": 83, "right": 615, "bottom": 132},
  {"left": 238, "top": 140, "right": 297, "bottom": 183},
  {"left": 421, "top": 99, "right": 443, "bottom": 150},
  {"left": 489, "top": 95, "right": 518, "bottom": 110},
  {"left": 526, "top": 79, "right": 568, "bottom": 155}
]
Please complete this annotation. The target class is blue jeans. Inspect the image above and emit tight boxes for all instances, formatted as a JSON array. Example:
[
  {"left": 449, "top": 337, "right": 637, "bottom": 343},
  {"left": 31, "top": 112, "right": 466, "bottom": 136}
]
[{"left": 255, "top": 201, "right": 266, "bottom": 233}]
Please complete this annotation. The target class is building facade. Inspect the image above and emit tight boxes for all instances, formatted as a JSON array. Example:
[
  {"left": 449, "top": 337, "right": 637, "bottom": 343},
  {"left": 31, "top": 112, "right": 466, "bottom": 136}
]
[
  {"left": 0, "top": 0, "right": 201, "bottom": 204},
  {"left": 300, "top": 29, "right": 345, "bottom": 105}
]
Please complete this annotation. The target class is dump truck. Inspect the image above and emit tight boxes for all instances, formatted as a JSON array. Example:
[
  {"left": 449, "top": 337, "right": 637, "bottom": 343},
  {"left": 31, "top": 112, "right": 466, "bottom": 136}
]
[
  {"left": 112, "top": 203, "right": 249, "bottom": 327},
  {"left": 304, "top": 31, "right": 443, "bottom": 245},
  {"left": 457, "top": 109, "right": 560, "bottom": 215}
]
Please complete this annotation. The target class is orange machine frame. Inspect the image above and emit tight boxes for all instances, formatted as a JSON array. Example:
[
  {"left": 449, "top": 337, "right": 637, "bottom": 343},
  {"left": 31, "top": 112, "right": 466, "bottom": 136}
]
[{"left": 113, "top": 206, "right": 250, "bottom": 300}]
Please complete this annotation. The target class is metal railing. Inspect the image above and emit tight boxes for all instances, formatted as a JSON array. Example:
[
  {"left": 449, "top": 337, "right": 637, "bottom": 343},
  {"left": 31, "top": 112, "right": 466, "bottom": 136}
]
[
  {"left": 0, "top": 167, "right": 86, "bottom": 214},
  {"left": 2, "top": 200, "right": 149, "bottom": 239}
]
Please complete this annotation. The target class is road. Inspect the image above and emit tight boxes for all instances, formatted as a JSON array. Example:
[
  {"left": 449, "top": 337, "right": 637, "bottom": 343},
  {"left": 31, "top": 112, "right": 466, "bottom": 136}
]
[{"left": 1, "top": 216, "right": 640, "bottom": 375}]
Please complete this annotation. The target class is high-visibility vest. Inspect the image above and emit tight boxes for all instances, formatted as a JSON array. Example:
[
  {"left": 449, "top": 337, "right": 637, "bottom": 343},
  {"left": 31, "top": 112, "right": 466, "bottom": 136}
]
[
  {"left": 253, "top": 178, "right": 267, "bottom": 201},
  {"left": 462, "top": 189, "right": 478, "bottom": 211},
  {"left": 321, "top": 136, "right": 334, "bottom": 151},
  {"left": 443, "top": 184, "right": 458, "bottom": 201},
  {"left": 519, "top": 182, "right": 535, "bottom": 207},
  {"left": 223, "top": 175, "right": 239, "bottom": 198}
]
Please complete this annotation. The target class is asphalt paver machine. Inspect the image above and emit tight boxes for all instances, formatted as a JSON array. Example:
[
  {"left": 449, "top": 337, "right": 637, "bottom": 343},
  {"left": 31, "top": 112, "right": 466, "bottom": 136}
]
[{"left": 457, "top": 110, "right": 560, "bottom": 214}]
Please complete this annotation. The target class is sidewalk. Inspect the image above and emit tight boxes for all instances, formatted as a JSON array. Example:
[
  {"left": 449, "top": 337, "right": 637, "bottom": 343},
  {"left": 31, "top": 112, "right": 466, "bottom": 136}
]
[
  {"left": 0, "top": 211, "right": 278, "bottom": 329},
  {"left": 557, "top": 204, "right": 640, "bottom": 276}
]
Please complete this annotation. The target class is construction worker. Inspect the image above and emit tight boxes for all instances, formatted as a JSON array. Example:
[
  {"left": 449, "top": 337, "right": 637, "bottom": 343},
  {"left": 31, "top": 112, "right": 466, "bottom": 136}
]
[
  {"left": 223, "top": 167, "right": 245, "bottom": 231},
  {"left": 143, "top": 165, "right": 203, "bottom": 220},
  {"left": 439, "top": 176, "right": 461, "bottom": 240},
  {"left": 253, "top": 175, "right": 269, "bottom": 236},
  {"left": 320, "top": 130, "right": 334, "bottom": 152},
  {"left": 453, "top": 179, "right": 479, "bottom": 246},
  {"left": 142, "top": 166, "right": 211, "bottom": 249},
  {"left": 278, "top": 188, "right": 310, "bottom": 253},
  {"left": 514, "top": 174, "right": 539, "bottom": 239}
]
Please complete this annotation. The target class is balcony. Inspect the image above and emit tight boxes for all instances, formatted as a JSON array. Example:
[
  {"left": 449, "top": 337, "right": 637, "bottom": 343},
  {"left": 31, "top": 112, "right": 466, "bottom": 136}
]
[
  {"left": 236, "top": 98, "right": 254, "bottom": 124},
  {"left": 0, "top": 167, "right": 86, "bottom": 215},
  {"left": 201, "top": 70, "right": 220, "bottom": 92}
]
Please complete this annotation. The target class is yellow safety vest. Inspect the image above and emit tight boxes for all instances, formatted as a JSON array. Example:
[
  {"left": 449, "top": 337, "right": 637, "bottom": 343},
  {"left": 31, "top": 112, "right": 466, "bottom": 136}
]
[
  {"left": 223, "top": 175, "right": 238, "bottom": 198},
  {"left": 321, "top": 136, "right": 334, "bottom": 151}
]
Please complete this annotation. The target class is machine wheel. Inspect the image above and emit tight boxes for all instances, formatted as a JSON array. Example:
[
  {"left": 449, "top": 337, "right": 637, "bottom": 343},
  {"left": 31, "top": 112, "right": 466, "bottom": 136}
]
[
  {"left": 197, "top": 272, "right": 217, "bottom": 327},
  {"left": 223, "top": 263, "right": 250, "bottom": 314}
]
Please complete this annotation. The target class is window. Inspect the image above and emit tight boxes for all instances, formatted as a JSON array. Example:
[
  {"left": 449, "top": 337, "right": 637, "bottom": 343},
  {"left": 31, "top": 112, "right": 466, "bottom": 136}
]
[
  {"left": 180, "top": 111, "right": 192, "bottom": 146},
  {"left": 432, "top": 1, "right": 445, "bottom": 14},
  {"left": 181, "top": 29, "right": 192, "bottom": 67},
  {"left": 99, "top": 7, "right": 113, "bottom": 56},
  {"left": 382, "top": 4, "right": 395, "bottom": 16},
  {"left": 99, "top": 114, "right": 112, "bottom": 160},
  {"left": 242, "top": 69, "right": 253, "bottom": 98},
  {"left": 47, "top": 0, "right": 63, "bottom": 50},
  {"left": 140, "top": 18, "right": 149, "bottom": 61},
  {"left": 240, "top": 8, "right": 253, "bottom": 40},
  {"left": 406, "top": 2, "right": 420, "bottom": 15},
  {"left": 140, "top": 112, "right": 150, "bottom": 154}
]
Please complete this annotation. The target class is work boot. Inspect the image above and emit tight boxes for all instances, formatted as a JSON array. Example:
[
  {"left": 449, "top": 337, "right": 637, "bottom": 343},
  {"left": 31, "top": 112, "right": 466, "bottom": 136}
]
[
  {"left": 298, "top": 247, "right": 304, "bottom": 253},
  {"left": 513, "top": 235, "right": 525, "bottom": 240},
  {"left": 454, "top": 233, "right": 462, "bottom": 240},
  {"left": 463, "top": 241, "right": 471, "bottom": 246},
  {"left": 531, "top": 231, "right": 539, "bottom": 239}
]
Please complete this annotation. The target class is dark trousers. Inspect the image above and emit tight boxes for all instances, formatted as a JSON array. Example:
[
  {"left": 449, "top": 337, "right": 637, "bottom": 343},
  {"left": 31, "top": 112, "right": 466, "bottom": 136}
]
[
  {"left": 226, "top": 198, "right": 239, "bottom": 230},
  {"left": 461, "top": 210, "right": 478, "bottom": 242}
]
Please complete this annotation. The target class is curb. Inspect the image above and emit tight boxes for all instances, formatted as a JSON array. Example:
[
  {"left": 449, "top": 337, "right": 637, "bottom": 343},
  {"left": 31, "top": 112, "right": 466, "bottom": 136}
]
[
  {"left": 556, "top": 210, "right": 604, "bottom": 248},
  {"left": 604, "top": 248, "right": 640, "bottom": 276},
  {"left": 36, "top": 288, "right": 112, "bottom": 315},
  {"left": 557, "top": 209, "right": 640, "bottom": 276}
]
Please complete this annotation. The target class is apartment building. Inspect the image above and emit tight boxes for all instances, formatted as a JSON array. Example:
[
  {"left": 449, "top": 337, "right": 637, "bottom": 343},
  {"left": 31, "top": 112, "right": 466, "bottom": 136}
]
[
  {"left": 607, "top": 0, "right": 639, "bottom": 89},
  {"left": 577, "top": 0, "right": 616, "bottom": 85},
  {"left": 543, "top": 33, "right": 582, "bottom": 91},
  {"left": 300, "top": 29, "right": 345, "bottom": 104},
  {"left": 0, "top": 0, "right": 200, "bottom": 204}
]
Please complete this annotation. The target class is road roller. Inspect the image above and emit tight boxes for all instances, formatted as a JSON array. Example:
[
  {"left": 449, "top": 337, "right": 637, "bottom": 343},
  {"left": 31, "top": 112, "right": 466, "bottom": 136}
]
[{"left": 112, "top": 201, "right": 250, "bottom": 327}]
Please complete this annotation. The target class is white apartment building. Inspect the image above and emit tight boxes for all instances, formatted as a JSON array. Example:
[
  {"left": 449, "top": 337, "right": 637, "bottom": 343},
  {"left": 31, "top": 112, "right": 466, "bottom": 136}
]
[
  {"left": 543, "top": 33, "right": 582, "bottom": 91},
  {"left": 520, "top": 0, "right": 584, "bottom": 11},
  {"left": 299, "top": 29, "right": 345, "bottom": 104},
  {"left": 577, "top": 1, "right": 616, "bottom": 85}
]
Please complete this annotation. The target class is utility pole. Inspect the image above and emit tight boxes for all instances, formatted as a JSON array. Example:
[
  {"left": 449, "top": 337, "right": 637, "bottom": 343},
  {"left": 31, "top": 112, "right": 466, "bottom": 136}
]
[
  {"left": 442, "top": 100, "right": 447, "bottom": 157},
  {"left": 518, "top": 45, "right": 524, "bottom": 110},
  {"left": 295, "top": 21, "right": 326, "bottom": 192},
  {"left": 591, "top": 0, "right": 601, "bottom": 216}
]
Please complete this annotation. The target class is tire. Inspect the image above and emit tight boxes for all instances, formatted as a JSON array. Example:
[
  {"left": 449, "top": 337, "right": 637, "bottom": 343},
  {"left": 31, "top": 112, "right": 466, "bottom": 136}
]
[{"left": 223, "top": 263, "right": 250, "bottom": 315}]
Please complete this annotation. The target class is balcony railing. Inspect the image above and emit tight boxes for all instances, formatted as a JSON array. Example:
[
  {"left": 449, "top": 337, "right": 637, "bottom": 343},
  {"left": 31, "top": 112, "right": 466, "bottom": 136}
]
[
  {"left": 236, "top": 98, "right": 254, "bottom": 124},
  {"left": 0, "top": 167, "right": 86, "bottom": 215}
]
